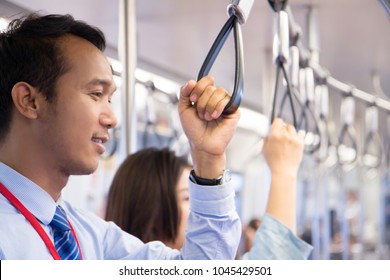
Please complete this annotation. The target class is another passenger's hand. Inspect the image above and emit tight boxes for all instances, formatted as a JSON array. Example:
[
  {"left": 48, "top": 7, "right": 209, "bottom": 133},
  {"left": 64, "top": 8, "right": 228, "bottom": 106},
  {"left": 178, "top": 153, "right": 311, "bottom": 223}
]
[
  {"left": 178, "top": 76, "right": 240, "bottom": 178},
  {"left": 262, "top": 118, "right": 304, "bottom": 178}
]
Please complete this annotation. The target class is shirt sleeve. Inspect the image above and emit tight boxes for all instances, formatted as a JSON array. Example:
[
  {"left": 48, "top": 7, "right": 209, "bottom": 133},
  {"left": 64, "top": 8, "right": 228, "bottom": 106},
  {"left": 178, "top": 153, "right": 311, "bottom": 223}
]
[
  {"left": 180, "top": 180, "right": 241, "bottom": 259},
  {"left": 247, "top": 213, "right": 313, "bottom": 260},
  {"left": 102, "top": 179, "right": 241, "bottom": 260}
]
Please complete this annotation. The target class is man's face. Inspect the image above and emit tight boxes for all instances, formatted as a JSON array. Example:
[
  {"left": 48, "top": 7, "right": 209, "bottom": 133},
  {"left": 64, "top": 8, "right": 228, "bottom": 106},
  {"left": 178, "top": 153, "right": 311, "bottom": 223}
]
[{"left": 38, "top": 35, "right": 117, "bottom": 176}]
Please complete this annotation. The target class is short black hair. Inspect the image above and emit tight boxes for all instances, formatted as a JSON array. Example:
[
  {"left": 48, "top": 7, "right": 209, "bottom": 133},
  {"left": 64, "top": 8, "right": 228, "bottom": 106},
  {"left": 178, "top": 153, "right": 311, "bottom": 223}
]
[{"left": 0, "top": 13, "right": 106, "bottom": 142}]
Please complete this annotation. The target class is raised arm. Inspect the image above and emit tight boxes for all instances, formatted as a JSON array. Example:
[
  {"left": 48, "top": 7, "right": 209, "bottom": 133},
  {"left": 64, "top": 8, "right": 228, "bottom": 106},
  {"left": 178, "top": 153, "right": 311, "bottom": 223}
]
[
  {"left": 178, "top": 76, "right": 240, "bottom": 179},
  {"left": 262, "top": 118, "right": 304, "bottom": 232},
  {"left": 246, "top": 118, "right": 312, "bottom": 260},
  {"left": 177, "top": 76, "right": 241, "bottom": 259}
]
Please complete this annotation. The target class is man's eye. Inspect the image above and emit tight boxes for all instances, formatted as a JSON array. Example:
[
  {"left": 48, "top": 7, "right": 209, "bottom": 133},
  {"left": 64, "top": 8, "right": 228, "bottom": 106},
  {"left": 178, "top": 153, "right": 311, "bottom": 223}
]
[
  {"left": 92, "top": 92, "right": 103, "bottom": 98},
  {"left": 90, "top": 92, "right": 103, "bottom": 101}
]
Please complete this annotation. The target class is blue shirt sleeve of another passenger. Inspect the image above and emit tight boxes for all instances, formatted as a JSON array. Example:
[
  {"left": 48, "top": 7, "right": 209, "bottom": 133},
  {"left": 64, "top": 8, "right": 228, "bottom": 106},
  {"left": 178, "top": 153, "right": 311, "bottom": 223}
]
[{"left": 247, "top": 214, "right": 313, "bottom": 260}]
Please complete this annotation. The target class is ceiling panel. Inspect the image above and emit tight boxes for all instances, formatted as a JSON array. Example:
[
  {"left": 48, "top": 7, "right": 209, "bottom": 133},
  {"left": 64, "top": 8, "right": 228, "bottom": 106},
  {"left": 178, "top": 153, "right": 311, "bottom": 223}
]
[{"left": 1, "top": 0, "right": 389, "bottom": 132}]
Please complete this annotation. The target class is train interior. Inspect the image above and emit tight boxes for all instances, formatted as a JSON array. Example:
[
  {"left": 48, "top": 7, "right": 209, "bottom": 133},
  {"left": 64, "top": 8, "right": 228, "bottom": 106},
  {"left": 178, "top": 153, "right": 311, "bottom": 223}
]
[{"left": 1, "top": 0, "right": 390, "bottom": 259}]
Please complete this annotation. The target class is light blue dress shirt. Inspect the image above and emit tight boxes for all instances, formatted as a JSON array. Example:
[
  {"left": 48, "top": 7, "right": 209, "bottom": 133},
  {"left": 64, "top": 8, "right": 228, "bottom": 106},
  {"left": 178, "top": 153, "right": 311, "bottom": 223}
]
[
  {"left": 248, "top": 214, "right": 313, "bottom": 259},
  {"left": 0, "top": 162, "right": 312, "bottom": 260},
  {"left": 0, "top": 162, "right": 240, "bottom": 260}
]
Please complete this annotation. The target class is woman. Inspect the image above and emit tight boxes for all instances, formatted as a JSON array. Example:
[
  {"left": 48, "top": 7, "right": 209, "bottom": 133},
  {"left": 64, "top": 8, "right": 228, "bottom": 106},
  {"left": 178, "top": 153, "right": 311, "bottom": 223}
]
[{"left": 105, "top": 147, "right": 191, "bottom": 249}]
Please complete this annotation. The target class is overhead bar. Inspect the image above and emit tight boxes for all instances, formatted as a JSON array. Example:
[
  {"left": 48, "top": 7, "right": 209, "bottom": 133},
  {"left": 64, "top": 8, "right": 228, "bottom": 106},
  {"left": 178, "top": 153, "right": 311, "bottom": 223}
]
[{"left": 283, "top": 5, "right": 390, "bottom": 113}]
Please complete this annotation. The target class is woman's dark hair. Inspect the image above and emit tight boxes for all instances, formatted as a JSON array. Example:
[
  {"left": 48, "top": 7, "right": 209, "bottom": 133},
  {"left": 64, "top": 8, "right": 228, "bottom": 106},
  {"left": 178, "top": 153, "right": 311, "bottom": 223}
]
[
  {"left": 0, "top": 13, "right": 106, "bottom": 141},
  {"left": 105, "top": 147, "right": 191, "bottom": 244}
]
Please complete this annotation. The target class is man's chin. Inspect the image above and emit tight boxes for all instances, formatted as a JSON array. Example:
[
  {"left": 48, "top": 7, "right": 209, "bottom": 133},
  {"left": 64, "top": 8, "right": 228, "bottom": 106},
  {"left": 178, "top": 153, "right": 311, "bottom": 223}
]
[{"left": 70, "top": 162, "right": 99, "bottom": 176}]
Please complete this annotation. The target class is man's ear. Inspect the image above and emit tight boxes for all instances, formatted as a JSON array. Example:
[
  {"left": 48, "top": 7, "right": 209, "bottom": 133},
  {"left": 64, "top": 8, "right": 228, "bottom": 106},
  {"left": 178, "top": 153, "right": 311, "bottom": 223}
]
[{"left": 11, "top": 82, "right": 43, "bottom": 119}]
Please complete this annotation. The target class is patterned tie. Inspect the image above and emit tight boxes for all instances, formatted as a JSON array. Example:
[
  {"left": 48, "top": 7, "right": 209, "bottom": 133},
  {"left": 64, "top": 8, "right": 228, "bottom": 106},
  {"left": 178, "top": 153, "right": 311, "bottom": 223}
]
[{"left": 50, "top": 206, "right": 81, "bottom": 260}]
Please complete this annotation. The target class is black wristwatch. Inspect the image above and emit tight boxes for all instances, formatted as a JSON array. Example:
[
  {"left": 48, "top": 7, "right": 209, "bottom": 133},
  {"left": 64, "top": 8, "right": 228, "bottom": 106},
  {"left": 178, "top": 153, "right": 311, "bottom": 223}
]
[{"left": 189, "top": 169, "right": 231, "bottom": 186}]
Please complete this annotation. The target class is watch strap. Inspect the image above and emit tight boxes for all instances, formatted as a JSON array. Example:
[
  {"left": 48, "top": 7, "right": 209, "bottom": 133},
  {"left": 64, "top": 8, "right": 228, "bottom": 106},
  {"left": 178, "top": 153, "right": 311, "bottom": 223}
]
[{"left": 189, "top": 169, "right": 223, "bottom": 186}]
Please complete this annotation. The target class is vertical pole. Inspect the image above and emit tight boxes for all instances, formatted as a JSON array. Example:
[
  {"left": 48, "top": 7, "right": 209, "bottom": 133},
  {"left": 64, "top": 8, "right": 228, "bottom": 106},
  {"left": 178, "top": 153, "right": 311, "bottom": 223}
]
[{"left": 119, "top": 0, "right": 138, "bottom": 155}]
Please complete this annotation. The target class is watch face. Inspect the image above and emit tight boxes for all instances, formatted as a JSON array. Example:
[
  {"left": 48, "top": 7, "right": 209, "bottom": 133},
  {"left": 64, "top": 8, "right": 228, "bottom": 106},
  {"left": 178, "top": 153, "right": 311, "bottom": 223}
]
[{"left": 222, "top": 169, "right": 232, "bottom": 184}]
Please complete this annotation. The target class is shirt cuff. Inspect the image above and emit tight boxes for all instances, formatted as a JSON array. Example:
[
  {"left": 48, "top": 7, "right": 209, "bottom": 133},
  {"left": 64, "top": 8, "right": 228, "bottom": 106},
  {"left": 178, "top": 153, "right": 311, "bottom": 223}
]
[
  {"left": 248, "top": 213, "right": 313, "bottom": 260},
  {"left": 188, "top": 179, "right": 235, "bottom": 216}
]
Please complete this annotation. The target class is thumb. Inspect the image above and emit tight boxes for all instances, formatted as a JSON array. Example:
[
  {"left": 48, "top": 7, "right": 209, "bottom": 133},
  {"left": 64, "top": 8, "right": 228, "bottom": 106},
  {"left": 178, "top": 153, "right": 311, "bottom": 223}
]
[{"left": 178, "top": 80, "right": 196, "bottom": 113}]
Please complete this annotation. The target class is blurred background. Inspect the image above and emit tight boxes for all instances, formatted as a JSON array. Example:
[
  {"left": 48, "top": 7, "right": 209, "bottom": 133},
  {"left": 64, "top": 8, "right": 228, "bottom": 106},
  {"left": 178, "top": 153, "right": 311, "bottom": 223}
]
[{"left": 1, "top": 0, "right": 389, "bottom": 259}]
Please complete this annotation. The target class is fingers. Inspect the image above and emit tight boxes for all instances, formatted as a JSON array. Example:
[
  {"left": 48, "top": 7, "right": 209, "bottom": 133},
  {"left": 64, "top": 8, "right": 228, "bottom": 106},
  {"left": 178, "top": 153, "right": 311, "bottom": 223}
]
[
  {"left": 269, "top": 118, "right": 285, "bottom": 133},
  {"left": 285, "top": 123, "right": 296, "bottom": 134},
  {"left": 270, "top": 118, "right": 296, "bottom": 134},
  {"left": 179, "top": 80, "right": 196, "bottom": 102},
  {"left": 197, "top": 86, "right": 229, "bottom": 120},
  {"left": 188, "top": 76, "right": 215, "bottom": 103},
  {"left": 262, "top": 118, "right": 304, "bottom": 174},
  {"left": 178, "top": 80, "right": 197, "bottom": 113},
  {"left": 268, "top": 118, "right": 304, "bottom": 146},
  {"left": 180, "top": 76, "right": 231, "bottom": 120}
]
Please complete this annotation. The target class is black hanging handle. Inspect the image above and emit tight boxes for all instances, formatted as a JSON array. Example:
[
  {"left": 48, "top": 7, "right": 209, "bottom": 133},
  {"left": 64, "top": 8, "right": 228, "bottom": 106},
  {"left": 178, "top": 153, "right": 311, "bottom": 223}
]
[{"left": 197, "top": 14, "right": 244, "bottom": 115}]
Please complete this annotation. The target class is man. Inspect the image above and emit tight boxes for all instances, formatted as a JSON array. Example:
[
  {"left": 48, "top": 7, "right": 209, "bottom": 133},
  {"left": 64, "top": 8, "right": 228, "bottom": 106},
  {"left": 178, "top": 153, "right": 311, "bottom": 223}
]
[
  {"left": 0, "top": 13, "right": 311, "bottom": 260},
  {"left": 0, "top": 13, "right": 240, "bottom": 259}
]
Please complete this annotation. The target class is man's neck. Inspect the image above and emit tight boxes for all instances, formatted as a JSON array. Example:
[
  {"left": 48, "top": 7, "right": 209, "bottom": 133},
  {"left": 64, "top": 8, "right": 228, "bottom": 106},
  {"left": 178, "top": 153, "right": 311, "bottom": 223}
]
[{"left": 0, "top": 152, "right": 68, "bottom": 201}]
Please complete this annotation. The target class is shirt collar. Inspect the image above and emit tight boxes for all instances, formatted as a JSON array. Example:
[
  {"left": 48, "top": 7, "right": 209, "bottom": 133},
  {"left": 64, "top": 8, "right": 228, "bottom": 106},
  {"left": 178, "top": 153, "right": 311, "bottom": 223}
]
[{"left": 0, "top": 162, "right": 57, "bottom": 225}]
